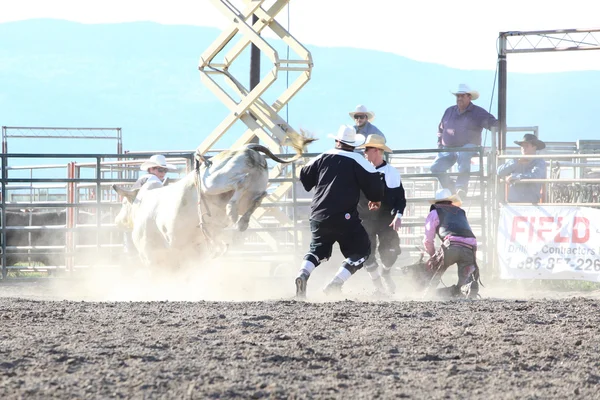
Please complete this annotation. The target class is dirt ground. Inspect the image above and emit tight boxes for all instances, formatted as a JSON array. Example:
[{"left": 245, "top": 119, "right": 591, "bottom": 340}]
[{"left": 1, "top": 263, "right": 600, "bottom": 399}]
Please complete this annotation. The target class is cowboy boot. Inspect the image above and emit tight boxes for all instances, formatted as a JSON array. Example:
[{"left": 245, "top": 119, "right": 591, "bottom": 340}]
[
  {"left": 323, "top": 279, "right": 344, "bottom": 295},
  {"left": 295, "top": 272, "right": 309, "bottom": 299},
  {"left": 381, "top": 267, "right": 396, "bottom": 294}
]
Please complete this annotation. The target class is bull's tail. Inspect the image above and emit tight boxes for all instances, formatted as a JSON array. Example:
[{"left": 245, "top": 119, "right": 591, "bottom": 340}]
[{"left": 247, "top": 129, "right": 316, "bottom": 164}]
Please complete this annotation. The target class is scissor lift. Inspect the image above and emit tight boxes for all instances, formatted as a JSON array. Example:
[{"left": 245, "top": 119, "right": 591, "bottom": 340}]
[
  {"left": 197, "top": 0, "right": 313, "bottom": 253},
  {"left": 197, "top": 0, "right": 312, "bottom": 155}
]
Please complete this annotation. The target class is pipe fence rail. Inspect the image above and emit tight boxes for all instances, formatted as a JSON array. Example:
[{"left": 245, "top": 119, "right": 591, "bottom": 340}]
[{"left": 1, "top": 143, "right": 598, "bottom": 280}]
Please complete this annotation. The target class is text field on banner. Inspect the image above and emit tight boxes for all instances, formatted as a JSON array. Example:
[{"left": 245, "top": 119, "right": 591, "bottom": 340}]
[{"left": 497, "top": 205, "right": 600, "bottom": 282}]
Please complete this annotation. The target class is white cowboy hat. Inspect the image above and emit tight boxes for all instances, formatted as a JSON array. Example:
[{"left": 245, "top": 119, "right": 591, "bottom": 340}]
[
  {"left": 139, "top": 154, "right": 177, "bottom": 172},
  {"left": 327, "top": 125, "right": 366, "bottom": 147},
  {"left": 450, "top": 84, "right": 479, "bottom": 101},
  {"left": 349, "top": 105, "right": 375, "bottom": 122},
  {"left": 429, "top": 188, "right": 462, "bottom": 207},
  {"left": 356, "top": 134, "right": 392, "bottom": 153}
]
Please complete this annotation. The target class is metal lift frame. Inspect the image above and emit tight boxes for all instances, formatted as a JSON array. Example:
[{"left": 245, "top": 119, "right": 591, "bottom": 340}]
[{"left": 497, "top": 28, "right": 600, "bottom": 151}]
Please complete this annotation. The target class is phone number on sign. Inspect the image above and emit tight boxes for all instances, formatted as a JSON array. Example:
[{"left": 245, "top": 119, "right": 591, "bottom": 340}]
[{"left": 516, "top": 257, "right": 600, "bottom": 271}]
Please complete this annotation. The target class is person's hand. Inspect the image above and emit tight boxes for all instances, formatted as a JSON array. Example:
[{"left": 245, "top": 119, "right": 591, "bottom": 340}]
[
  {"left": 506, "top": 174, "right": 521, "bottom": 184},
  {"left": 389, "top": 215, "right": 402, "bottom": 231},
  {"left": 368, "top": 201, "right": 381, "bottom": 211}
]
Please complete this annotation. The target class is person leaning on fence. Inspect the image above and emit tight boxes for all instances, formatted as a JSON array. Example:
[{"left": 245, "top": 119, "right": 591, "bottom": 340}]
[
  {"left": 496, "top": 134, "right": 547, "bottom": 203},
  {"left": 294, "top": 125, "right": 385, "bottom": 298},
  {"left": 421, "top": 189, "right": 480, "bottom": 299},
  {"left": 430, "top": 84, "right": 498, "bottom": 198},
  {"left": 356, "top": 134, "right": 406, "bottom": 295},
  {"left": 350, "top": 105, "right": 385, "bottom": 138},
  {"left": 123, "top": 154, "right": 177, "bottom": 256},
  {"left": 133, "top": 154, "right": 177, "bottom": 189}
]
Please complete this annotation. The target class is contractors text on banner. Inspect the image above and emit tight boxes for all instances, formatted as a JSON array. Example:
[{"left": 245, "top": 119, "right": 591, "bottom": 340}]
[{"left": 497, "top": 205, "right": 600, "bottom": 282}]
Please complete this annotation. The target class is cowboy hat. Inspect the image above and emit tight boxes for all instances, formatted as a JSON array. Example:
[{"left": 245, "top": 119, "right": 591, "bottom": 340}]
[
  {"left": 429, "top": 188, "right": 462, "bottom": 207},
  {"left": 514, "top": 133, "right": 546, "bottom": 150},
  {"left": 356, "top": 134, "right": 392, "bottom": 153},
  {"left": 327, "top": 125, "right": 366, "bottom": 147},
  {"left": 139, "top": 154, "right": 177, "bottom": 172},
  {"left": 349, "top": 105, "right": 375, "bottom": 122},
  {"left": 450, "top": 84, "right": 479, "bottom": 101}
]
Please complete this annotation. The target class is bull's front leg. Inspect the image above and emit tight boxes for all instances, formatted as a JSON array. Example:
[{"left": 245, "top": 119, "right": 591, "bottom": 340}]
[
  {"left": 236, "top": 191, "right": 267, "bottom": 232},
  {"left": 226, "top": 189, "right": 242, "bottom": 228}
]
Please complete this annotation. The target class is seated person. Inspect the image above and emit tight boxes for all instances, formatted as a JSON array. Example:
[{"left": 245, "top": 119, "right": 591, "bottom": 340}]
[{"left": 497, "top": 134, "right": 547, "bottom": 203}]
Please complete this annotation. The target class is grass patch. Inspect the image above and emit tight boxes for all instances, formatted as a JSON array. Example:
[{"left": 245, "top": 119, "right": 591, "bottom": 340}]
[
  {"left": 5, "top": 270, "right": 49, "bottom": 278},
  {"left": 499, "top": 279, "right": 600, "bottom": 292},
  {"left": 535, "top": 280, "right": 600, "bottom": 292}
]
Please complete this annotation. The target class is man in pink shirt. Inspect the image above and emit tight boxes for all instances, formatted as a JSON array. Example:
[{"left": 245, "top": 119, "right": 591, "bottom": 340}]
[{"left": 422, "top": 189, "right": 480, "bottom": 298}]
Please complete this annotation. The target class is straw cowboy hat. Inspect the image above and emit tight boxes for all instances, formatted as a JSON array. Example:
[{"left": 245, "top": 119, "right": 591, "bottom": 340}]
[
  {"left": 328, "top": 125, "right": 366, "bottom": 147},
  {"left": 514, "top": 133, "right": 546, "bottom": 150},
  {"left": 139, "top": 154, "right": 177, "bottom": 172},
  {"left": 357, "top": 134, "right": 392, "bottom": 153},
  {"left": 429, "top": 188, "right": 462, "bottom": 207},
  {"left": 451, "top": 84, "right": 479, "bottom": 101},
  {"left": 349, "top": 105, "right": 375, "bottom": 122}
]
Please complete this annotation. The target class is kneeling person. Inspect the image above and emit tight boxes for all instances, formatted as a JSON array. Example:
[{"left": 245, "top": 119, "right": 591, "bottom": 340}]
[{"left": 422, "top": 189, "right": 480, "bottom": 298}]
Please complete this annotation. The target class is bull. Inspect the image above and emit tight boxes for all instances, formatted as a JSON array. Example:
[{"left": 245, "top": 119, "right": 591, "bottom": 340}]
[
  {"left": 401, "top": 251, "right": 482, "bottom": 299},
  {"left": 112, "top": 133, "right": 315, "bottom": 269}
]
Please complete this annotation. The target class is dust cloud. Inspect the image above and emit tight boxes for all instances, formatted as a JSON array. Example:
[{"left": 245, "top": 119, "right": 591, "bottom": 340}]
[{"left": 2, "top": 256, "right": 599, "bottom": 302}]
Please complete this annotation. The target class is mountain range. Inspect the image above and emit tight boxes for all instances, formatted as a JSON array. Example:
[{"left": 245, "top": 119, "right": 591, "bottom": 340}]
[{"left": 1, "top": 19, "right": 599, "bottom": 155}]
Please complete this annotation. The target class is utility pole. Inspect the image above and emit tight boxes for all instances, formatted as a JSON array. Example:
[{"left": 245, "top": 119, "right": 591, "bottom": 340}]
[{"left": 249, "top": 14, "right": 260, "bottom": 144}]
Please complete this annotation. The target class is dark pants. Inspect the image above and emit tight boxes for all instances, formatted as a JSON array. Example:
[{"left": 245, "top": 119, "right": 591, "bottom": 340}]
[
  {"left": 442, "top": 244, "right": 477, "bottom": 286},
  {"left": 428, "top": 242, "right": 477, "bottom": 287},
  {"left": 305, "top": 218, "right": 371, "bottom": 271},
  {"left": 363, "top": 220, "right": 400, "bottom": 272}
]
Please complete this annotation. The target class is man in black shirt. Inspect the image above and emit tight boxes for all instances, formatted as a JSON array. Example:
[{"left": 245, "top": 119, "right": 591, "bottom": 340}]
[
  {"left": 356, "top": 135, "right": 406, "bottom": 294},
  {"left": 295, "top": 125, "right": 385, "bottom": 298}
]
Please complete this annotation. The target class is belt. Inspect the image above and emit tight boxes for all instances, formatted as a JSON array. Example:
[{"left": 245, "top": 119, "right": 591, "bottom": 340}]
[{"left": 443, "top": 238, "right": 476, "bottom": 251}]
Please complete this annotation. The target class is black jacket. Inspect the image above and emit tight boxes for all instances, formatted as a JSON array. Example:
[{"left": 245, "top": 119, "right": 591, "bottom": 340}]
[
  {"left": 357, "top": 161, "right": 406, "bottom": 224},
  {"left": 300, "top": 148, "right": 384, "bottom": 223}
]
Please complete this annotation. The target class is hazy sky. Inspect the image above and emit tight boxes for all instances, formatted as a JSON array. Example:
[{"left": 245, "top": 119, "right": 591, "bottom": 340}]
[{"left": 2, "top": 0, "right": 599, "bottom": 72}]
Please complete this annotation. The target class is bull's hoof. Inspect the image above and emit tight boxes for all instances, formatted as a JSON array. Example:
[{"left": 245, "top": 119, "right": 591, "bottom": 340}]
[
  {"left": 235, "top": 219, "right": 249, "bottom": 232},
  {"left": 211, "top": 242, "right": 229, "bottom": 258}
]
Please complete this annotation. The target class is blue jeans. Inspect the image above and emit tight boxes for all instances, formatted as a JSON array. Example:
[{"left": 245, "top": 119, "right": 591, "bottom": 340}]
[{"left": 430, "top": 144, "right": 478, "bottom": 192}]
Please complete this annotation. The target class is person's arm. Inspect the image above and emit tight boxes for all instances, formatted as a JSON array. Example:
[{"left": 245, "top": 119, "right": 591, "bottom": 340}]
[
  {"left": 299, "top": 156, "right": 321, "bottom": 192},
  {"left": 497, "top": 159, "right": 518, "bottom": 177},
  {"left": 423, "top": 210, "right": 439, "bottom": 256},
  {"left": 437, "top": 120, "right": 444, "bottom": 148},
  {"left": 482, "top": 109, "right": 499, "bottom": 130},
  {"left": 391, "top": 183, "right": 407, "bottom": 215},
  {"left": 435, "top": 106, "right": 450, "bottom": 149},
  {"left": 388, "top": 183, "right": 406, "bottom": 231},
  {"left": 511, "top": 159, "right": 547, "bottom": 181},
  {"left": 384, "top": 166, "right": 406, "bottom": 215}
]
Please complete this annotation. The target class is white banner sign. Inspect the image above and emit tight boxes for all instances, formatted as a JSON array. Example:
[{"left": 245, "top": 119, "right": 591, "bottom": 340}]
[{"left": 497, "top": 205, "right": 600, "bottom": 282}]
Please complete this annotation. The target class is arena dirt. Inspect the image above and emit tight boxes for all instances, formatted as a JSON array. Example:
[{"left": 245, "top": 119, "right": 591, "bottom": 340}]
[{"left": 1, "top": 261, "right": 599, "bottom": 399}]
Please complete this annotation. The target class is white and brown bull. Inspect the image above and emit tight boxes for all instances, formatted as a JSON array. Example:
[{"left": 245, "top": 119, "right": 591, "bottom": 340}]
[{"left": 113, "top": 134, "right": 314, "bottom": 268}]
